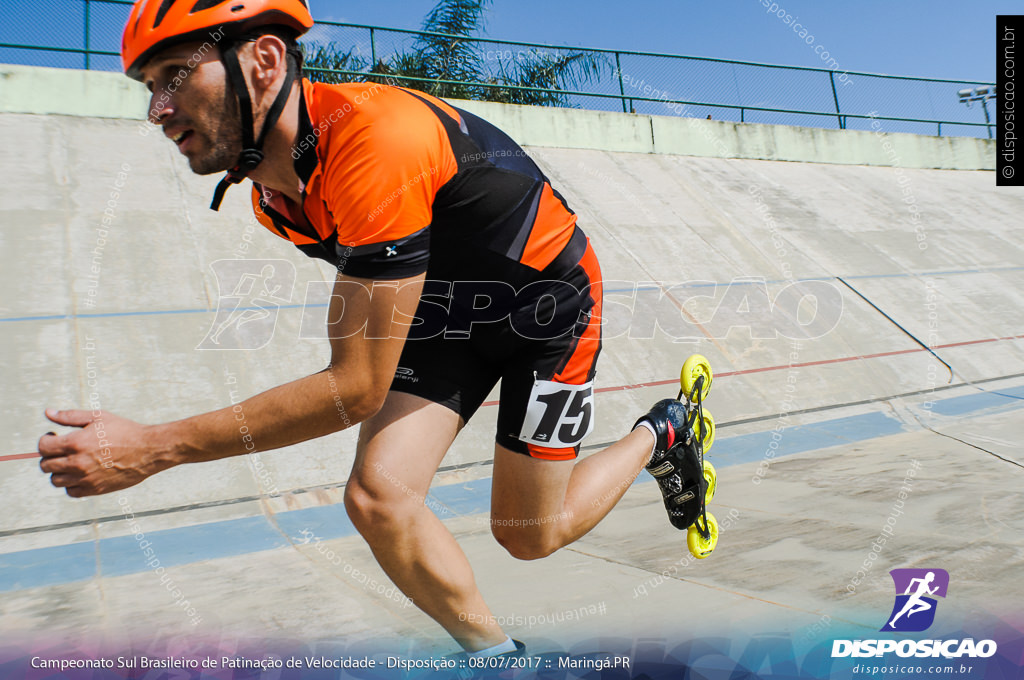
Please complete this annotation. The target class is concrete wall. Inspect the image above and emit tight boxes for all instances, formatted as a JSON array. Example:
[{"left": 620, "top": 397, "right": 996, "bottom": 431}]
[
  {"left": 0, "top": 63, "right": 995, "bottom": 170},
  {"left": 2, "top": 63, "right": 1022, "bottom": 656},
  {"left": 0, "top": 64, "right": 148, "bottom": 120},
  {"left": 1, "top": 63, "right": 1019, "bottom": 532},
  {"left": 456, "top": 99, "right": 996, "bottom": 170}
]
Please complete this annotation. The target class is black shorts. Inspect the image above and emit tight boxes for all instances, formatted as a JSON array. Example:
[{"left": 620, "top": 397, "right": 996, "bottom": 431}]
[{"left": 390, "top": 238, "right": 604, "bottom": 460}]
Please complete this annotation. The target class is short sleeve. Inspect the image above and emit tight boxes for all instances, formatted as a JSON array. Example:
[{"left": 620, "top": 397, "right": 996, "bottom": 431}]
[{"left": 319, "top": 87, "right": 457, "bottom": 279}]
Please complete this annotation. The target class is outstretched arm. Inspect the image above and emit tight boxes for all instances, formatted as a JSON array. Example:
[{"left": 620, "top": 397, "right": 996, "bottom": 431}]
[{"left": 38, "top": 272, "right": 425, "bottom": 497}]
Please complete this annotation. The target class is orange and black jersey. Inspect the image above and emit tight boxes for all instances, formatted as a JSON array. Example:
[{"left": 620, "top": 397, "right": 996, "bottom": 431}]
[
  {"left": 252, "top": 80, "right": 586, "bottom": 285},
  {"left": 253, "top": 79, "right": 604, "bottom": 460}
]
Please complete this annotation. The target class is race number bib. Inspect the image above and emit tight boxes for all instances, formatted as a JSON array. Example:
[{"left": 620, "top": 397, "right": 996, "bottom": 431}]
[{"left": 519, "top": 380, "right": 595, "bottom": 449}]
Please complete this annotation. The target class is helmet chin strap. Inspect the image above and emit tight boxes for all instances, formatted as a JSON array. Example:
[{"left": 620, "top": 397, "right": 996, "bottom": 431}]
[{"left": 210, "top": 41, "right": 297, "bottom": 211}]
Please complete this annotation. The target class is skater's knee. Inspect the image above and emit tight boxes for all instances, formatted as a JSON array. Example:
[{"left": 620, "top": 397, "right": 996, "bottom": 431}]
[
  {"left": 491, "top": 524, "right": 560, "bottom": 561},
  {"left": 344, "top": 474, "right": 420, "bottom": 535}
]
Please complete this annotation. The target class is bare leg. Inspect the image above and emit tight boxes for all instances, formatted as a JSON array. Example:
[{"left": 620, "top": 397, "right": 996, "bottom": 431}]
[
  {"left": 344, "top": 391, "right": 506, "bottom": 651},
  {"left": 490, "top": 428, "right": 655, "bottom": 559}
]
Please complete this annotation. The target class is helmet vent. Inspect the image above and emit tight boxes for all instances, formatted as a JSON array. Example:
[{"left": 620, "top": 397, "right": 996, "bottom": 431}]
[
  {"left": 152, "top": 0, "right": 177, "bottom": 29},
  {"left": 231, "top": 4, "right": 245, "bottom": 12},
  {"left": 189, "top": 0, "right": 230, "bottom": 12}
]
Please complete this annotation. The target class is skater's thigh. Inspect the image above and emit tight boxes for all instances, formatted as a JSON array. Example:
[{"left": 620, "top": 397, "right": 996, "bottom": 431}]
[
  {"left": 350, "top": 391, "right": 462, "bottom": 499},
  {"left": 490, "top": 444, "right": 574, "bottom": 526}
]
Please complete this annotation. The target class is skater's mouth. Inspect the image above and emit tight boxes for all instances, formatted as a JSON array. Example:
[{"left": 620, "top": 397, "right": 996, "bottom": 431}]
[{"left": 166, "top": 128, "right": 194, "bottom": 151}]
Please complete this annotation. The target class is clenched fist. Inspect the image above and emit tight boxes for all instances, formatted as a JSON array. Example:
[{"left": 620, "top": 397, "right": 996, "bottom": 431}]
[{"left": 38, "top": 409, "right": 173, "bottom": 497}]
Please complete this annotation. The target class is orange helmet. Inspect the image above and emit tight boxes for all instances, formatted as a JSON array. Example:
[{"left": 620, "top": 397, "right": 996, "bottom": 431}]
[
  {"left": 122, "top": 0, "right": 314, "bottom": 80},
  {"left": 122, "top": 0, "right": 314, "bottom": 210}
]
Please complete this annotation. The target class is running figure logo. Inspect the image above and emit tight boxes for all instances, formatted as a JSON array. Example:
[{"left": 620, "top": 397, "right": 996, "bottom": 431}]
[
  {"left": 198, "top": 260, "right": 295, "bottom": 350},
  {"left": 881, "top": 568, "right": 950, "bottom": 632}
]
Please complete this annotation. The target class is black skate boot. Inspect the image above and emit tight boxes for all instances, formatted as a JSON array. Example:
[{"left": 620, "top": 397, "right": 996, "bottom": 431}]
[{"left": 633, "top": 356, "right": 719, "bottom": 557}]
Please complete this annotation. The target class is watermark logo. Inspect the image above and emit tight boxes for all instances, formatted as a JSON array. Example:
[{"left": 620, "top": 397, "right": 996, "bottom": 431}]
[
  {"left": 192, "top": 272, "right": 842, "bottom": 347},
  {"left": 833, "top": 566, "right": 996, "bottom": 660},
  {"left": 198, "top": 260, "right": 295, "bottom": 350},
  {"left": 881, "top": 568, "right": 949, "bottom": 632}
]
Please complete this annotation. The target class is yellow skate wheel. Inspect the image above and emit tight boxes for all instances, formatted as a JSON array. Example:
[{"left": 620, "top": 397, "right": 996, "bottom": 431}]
[
  {"left": 697, "top": 409, "right": 715, "bottom": 452},
  {"left": 703, "top": 460, "right": 717, "bottom": 503},
  {"left": 687, "top": 512, "right": 719, "bottom": 559},
  {"left": 680, "top": 354, "right": 713, "bottom": 403}
]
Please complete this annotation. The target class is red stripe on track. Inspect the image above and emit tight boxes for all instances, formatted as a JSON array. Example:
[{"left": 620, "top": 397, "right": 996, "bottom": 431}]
[
  {"left": 0, "top": 452, "right": 40, "bottom": 463},
  {"left": 936, "top": 337, "right": 1019, "bottom": 349},
  {"left": 5, "top": 335, "right": 1021, "bottom": 458},
  {"left": 479, "top": 334, "right": 1022, "bottom": 408}
]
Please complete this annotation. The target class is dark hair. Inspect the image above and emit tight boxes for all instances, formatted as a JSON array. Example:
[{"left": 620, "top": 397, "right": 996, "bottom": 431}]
[{"left": 229, "top": 26, "right": 304, "bottom": 78}]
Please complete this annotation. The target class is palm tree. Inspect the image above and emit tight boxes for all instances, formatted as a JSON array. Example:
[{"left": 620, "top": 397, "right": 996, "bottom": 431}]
[
  {"left": 302, "top": 44, "right": 369, "bottom": 84},
  {"left": 413, "top": 0, "right": 492, "bottom": 99},
  {"left": 302, "top": 0, "right": 607, "bottom": 106},
  {"left": 487, "top": 50, "right": 606, "bottom": 107}
]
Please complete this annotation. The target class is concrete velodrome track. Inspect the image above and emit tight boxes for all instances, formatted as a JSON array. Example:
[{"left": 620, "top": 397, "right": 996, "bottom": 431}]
[{"left": 1, "top": 64, "right": 1023, "bottom": 676}]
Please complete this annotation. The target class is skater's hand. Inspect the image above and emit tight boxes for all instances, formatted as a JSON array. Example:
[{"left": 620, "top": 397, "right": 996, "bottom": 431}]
[{"left": 38, "top": 409, "right": 171, "bottom": 497}]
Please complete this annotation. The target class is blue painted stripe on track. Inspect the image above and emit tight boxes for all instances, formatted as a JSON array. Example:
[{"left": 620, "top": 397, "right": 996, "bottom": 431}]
[
  {"left": 5, "top": 266, "right": 1024, "bottom": 324},
  {"left": 0, "top": 389, "right": 1020, "bottom": 594},
  {"left": 928, "top": 384, "right": 1024, "bottom": 416},
  {"left": 841, "top": 266, "right": 1024, "bottom": 280},
  {"left": 0, "top": 541, "right": 95, "bottom": 592},
  {"left": 604, "top": 286, "right": 661, "bottom": 294},
  {"left": 271, "top": 504, "right": 357, "bottom": 543},
  {"left": 99, "top": 516, "right": 288, "bottom": 578},
  {"left": 428, "top": 478, "right": 493, "bottom": 518},
  {"left": 708, "top": 412, "right": 906, "bottom": 468},
  {"left": 0, "top": 304, "right": 328, "bottom": 324}
]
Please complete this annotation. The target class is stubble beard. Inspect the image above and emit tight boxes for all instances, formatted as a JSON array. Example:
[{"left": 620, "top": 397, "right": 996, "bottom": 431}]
[{"left": 188, "top": 86, "right": 244, "bottom": 175}]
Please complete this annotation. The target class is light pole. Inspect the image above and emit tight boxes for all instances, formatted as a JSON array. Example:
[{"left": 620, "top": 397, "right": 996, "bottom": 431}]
[{"left": 958, "top": 86, "right": 997, "bottom": 139}]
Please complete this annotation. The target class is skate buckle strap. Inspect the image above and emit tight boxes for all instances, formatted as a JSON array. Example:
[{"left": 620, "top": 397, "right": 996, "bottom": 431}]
[
  {"left": 671, "top": 490, "right": 697, "bottom": 505},
  {"left": 648, "top": 461, "right": 675, "bottom": 477}
]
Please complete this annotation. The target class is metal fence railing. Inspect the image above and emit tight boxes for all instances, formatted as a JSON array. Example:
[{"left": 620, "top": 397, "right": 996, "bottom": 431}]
[{"left": 0, "top": 0, "right": 997, "bottom": 139}]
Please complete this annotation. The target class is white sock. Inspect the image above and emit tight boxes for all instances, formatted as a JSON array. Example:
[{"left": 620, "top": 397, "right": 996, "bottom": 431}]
[
  {"left": 630, "top": 419, "right": 655, "bottom": 462},
  {"left": 467, "top": 636, "right": 516, "bottom": 657}
]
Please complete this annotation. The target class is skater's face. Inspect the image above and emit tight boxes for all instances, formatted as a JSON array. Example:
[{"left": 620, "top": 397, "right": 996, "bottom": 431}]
[{"left": 141, "top": 43, "right": 243, "bottom": 175}]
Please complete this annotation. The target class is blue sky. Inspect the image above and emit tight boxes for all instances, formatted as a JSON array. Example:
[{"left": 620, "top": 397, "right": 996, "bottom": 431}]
[
  {"left": 0, "top": 0, "right": 1007, "bottom": 135},
  {"left": 0, "top": 0, "right": 1009, "bottom": 81},
  {"left": 320, "top": 0, "right": 1007, "bottom": 82}
]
